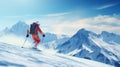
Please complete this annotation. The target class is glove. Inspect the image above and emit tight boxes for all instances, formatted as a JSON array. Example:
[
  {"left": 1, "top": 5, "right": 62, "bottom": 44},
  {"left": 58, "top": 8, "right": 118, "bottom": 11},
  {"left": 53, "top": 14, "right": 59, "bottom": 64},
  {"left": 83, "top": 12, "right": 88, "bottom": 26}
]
[
  {"left": 26, "top": 34, "right": 29, "bottom": 37},
  {"left": 43, "top": 34, "right": 45, "bottom": 37}
]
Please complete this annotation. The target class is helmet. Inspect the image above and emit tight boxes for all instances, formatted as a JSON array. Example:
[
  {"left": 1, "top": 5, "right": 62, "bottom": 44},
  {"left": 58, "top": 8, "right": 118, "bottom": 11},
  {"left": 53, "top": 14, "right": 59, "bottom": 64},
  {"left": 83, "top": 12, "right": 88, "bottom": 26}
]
[
  {"left": 35, "top": 21, "right": 40, "bottom": 25},
  {"left": 32, "top": 21, "right": 39, "bottom": 24},
  {"left": 36, "top": 21, "right": 39, "bottom": 23}
]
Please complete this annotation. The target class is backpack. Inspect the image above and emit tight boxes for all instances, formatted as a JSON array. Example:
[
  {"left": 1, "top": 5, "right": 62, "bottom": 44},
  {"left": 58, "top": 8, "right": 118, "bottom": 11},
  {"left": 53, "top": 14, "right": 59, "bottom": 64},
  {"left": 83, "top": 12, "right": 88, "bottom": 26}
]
[{"left": 30, "top": 23, "right": 37, "bottom": 34}]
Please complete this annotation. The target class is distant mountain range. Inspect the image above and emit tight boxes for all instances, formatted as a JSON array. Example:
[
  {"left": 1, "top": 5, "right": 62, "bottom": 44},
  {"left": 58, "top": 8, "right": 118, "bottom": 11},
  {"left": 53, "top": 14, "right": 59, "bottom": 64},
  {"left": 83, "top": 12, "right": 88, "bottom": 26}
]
[{"left": 57, "top": 28, "right": 120, "bottom": 66}]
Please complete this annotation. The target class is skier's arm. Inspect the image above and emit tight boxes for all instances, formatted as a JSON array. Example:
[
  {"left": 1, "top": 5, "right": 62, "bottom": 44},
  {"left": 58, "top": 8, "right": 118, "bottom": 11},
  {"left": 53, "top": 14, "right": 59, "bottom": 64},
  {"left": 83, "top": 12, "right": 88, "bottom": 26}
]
[
  {"left": 26, "top": 29, "right": 29, "bottom": 37},
  {"left": 37, "top": 25, "right": 44, "bottom": 35}
]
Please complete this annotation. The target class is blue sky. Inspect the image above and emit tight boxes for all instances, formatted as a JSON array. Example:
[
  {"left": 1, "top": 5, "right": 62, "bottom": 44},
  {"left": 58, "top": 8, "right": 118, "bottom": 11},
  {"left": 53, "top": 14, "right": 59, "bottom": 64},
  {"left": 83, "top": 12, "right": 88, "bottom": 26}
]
[{"left": 0, "top": 0, "right": 120, "bottom": 35}]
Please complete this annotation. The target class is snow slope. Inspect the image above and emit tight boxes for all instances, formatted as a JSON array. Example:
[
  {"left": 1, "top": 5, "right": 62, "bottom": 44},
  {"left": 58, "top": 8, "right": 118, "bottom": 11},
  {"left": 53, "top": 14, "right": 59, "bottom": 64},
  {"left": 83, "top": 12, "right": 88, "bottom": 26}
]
[{"left": 0, "top": 42, "right": 113, "bottom": 67}]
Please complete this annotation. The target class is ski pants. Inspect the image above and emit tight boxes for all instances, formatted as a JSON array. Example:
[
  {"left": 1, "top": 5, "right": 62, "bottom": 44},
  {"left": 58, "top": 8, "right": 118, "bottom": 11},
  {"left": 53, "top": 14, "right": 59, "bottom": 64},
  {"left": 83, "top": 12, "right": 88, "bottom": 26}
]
[{"left": 32, "top": 34, "right": 41, "bottom": 46}]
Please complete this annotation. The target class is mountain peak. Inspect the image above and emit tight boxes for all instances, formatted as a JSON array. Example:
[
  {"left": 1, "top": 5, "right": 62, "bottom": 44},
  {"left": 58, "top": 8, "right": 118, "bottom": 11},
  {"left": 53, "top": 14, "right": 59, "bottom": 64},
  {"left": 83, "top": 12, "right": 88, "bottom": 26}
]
[
  {"left": 101, "top": 31, "right": 116, "bottom": 36},
  {"left": 101, "top": 31, "right": 118, "bottom": 38},
  {"left": 101, "top": 31, "right": 120, "bottom": 44},
  {"left": 14, "top": 21, "right": 27, "bottom": 26},
  {"left": 101, "top": 31, "right": 109, "bottom": 34},
  {"left": 9, "top": 21, "right": 29, "bottom": 36},
  {"left": 78, "top": 28, "right": 87, "bottom": 32},
  {"left": 74, "top": 28, "right": 90, "bottom": 38},
  {"left": 77, "top": 28, "right": 92, "bottom": 34}
]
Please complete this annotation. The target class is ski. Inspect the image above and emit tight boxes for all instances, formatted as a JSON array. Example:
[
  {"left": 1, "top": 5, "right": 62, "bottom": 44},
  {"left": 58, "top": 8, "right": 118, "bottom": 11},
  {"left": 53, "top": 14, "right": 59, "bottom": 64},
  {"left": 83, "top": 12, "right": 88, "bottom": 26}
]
[{"left": 31, "top": 47, "right": 41, "bottom": 51}]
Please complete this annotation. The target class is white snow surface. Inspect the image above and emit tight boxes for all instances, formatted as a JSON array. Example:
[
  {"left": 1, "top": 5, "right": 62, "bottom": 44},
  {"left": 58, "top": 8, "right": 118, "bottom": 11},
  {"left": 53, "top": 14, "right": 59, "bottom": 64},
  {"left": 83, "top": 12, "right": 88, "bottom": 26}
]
[
  {"left": 90, "top": 36, "right": 120, "bottom": 61},
  {"left": 0, "top": 42, "right": 113, "bottom": 67},
  {"left": 82, "top": 44, "right": 93, "bottom": 53}
]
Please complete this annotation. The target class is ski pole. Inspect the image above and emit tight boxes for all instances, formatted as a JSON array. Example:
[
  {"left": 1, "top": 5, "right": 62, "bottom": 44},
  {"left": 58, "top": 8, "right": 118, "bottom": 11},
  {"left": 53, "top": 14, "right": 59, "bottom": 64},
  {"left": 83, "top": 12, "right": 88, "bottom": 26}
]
[
  {"left": 41, "top": 35, "right": 45, "bottom": 49},
  {"left": 21, "top": 37, "right": 28, "bottom": 48},
  {"left": 42, "top": 34, "right": 45, "bottom": 43},
  {"left": 42, "top": 37, "right": 44, "bottom": 44}
]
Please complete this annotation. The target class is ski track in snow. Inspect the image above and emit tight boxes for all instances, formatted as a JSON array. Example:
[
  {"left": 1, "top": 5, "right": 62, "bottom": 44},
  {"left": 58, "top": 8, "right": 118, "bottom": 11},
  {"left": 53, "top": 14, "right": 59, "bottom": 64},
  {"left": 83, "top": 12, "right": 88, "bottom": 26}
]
[{"left": 0, "top": 42, "right": 113, "bottom": 67}]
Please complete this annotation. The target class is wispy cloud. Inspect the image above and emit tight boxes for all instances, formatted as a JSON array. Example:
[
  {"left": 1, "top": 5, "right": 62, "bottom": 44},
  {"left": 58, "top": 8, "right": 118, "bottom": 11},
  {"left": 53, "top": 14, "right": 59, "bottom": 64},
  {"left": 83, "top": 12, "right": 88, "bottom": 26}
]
[
  {"left": 44, "top": 12, "right": 71, "bottom": 17},
  {"left": 96, "top": 3, "right": 118, "bottom": 10},
  {"left": 92, "top": 15, "right": 120, "bottom": 26},
  {"left": 72, "top": 15, "right": 120, "bottom": 34},
  {"left": 41, "top": 15, "right": 120, "bottom": 36}
]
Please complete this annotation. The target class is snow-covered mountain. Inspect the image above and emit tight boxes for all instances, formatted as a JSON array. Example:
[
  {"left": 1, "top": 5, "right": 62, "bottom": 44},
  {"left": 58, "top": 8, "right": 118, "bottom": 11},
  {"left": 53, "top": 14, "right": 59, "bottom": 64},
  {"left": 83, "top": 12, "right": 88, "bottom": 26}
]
[
  {"left": 1, "top": 21, "right": 29, "bottom": 36},
  {"left": 101, "top": 31, "right": 120, "bottom": 44},
  {"left": 43, "top": 36, "right": 69, "bottom": 49},
  {"left": 57, "top": 28, "right": 120, "bottom": 67},
  {"left": 0, "top": 42, "right": 113, "bottom": 67},
  {"left": 10, "top": 21, "right": 29, "bottom": 36}
]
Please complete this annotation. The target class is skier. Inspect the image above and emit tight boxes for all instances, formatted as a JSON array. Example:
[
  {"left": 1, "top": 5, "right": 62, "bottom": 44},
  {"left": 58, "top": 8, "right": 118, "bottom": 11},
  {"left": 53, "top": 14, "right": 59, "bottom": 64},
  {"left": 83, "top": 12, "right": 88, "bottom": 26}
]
[{"left": 26, "top": 21, "right": 45, "bottom": 48}]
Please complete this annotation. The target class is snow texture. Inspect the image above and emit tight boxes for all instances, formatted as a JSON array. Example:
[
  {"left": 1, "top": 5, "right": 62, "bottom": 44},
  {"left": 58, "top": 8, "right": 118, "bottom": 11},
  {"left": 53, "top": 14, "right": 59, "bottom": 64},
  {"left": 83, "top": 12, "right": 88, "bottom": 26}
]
[{"left": 0, "top": 42, "right": 113, "bottom": 67}]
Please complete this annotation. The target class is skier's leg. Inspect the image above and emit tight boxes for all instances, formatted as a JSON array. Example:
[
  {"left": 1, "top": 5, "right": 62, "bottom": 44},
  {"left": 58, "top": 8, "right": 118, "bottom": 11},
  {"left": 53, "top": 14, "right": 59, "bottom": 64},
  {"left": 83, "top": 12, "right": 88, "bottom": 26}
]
[
  {"left": 35, "top": 36, "right": 40, "bottom": 47},
  {"left": 32, "top": 34, "right": 38, "bottom": 47},
  {"left": 32, "top": 34, "right": 40, "bottom": 47}
]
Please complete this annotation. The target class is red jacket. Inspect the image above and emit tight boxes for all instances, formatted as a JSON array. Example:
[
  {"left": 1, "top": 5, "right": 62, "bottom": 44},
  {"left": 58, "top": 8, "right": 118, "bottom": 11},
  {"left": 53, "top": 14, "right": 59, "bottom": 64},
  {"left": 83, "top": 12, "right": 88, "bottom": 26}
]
[{"left": 27, "top": 23, "right": 44, "bottom": 35}]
